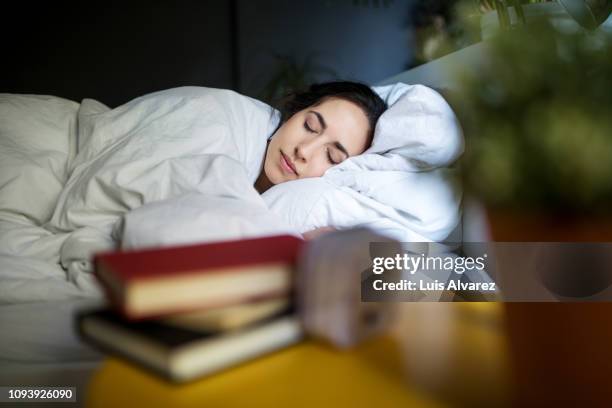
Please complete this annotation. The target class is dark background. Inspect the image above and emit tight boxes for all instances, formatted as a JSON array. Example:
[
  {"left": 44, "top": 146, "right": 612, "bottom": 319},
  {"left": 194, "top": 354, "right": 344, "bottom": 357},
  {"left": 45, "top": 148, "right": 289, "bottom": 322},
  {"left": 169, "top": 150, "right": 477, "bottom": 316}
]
[{"left": 2, "top": 0, "right": 417, "bottom": 107}]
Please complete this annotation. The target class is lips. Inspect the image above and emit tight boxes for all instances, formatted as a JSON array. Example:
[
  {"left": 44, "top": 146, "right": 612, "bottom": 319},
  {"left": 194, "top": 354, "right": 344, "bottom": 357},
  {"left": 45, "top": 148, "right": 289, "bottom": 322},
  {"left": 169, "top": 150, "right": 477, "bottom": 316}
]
[{"left": 280, "top": 151, "right": 298, "bottom": 176}]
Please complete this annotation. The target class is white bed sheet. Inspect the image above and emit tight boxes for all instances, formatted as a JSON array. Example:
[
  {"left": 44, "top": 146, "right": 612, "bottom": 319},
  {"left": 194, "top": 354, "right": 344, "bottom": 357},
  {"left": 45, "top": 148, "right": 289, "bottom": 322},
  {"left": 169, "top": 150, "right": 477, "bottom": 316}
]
[{"left": 0, "top": 298, "right": 105, "bottom": 365}]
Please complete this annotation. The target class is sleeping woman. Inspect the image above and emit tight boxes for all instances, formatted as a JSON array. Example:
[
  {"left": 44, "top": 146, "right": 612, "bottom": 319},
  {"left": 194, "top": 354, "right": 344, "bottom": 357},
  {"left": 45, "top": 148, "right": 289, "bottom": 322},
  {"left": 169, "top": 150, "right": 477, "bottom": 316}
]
[
  {"left": 39, "top": 80, "right": 384, "bottom": 245},
  {"left": 255, "top": 81, "right": 387, "bottom": 194}
]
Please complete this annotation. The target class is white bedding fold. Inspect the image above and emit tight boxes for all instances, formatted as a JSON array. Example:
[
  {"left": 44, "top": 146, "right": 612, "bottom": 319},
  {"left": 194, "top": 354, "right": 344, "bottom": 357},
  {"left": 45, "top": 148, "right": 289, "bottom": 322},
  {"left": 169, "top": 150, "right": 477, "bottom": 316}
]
[{"left": 121, "top": 193, "right": 299, "bottom": 249}]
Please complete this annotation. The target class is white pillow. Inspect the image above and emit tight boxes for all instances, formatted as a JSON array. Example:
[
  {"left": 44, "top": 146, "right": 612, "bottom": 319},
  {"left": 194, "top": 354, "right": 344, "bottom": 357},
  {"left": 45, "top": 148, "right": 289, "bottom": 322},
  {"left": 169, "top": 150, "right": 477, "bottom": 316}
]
[
  {"left": 261, "top": 83, "right": 464, "bottom": 242},
  {"left": 347, "top": 82, "right": 464, "bottom": 171},
  {"left": 262, "top": 170, "right": 461, "bottom": 242},
  {"left": 0, "top": 94, "right": 79, "bottom": 225}
]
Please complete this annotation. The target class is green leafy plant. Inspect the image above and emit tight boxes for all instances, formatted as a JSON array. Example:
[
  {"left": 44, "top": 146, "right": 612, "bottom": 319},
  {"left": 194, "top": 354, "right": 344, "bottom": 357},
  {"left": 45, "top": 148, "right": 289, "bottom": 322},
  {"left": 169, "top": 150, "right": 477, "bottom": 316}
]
[
  {"left": 478, "top": 0, "right": 551, "bottom": 28},
  {"left": 411, "top": 0, "right": 480, "bottom": 65},
  {"left": 453, "top": 18, "right": 612, "bottom": 213},
  {"left": 410, "top": 0, "right": 552, "bottom": 66}
]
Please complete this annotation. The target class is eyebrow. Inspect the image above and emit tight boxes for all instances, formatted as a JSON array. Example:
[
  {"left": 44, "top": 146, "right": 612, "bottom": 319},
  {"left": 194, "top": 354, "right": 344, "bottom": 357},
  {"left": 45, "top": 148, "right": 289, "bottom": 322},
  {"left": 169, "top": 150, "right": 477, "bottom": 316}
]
[{"left": 309, "top": 110, "right": 349, "bottom": 158}]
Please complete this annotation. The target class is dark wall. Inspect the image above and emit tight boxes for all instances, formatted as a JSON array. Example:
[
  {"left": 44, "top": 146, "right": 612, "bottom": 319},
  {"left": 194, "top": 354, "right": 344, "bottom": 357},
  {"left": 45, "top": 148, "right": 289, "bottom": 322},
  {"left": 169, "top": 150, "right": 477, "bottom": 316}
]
[
  {"left": 238, "top": 0, "right": 414, "bottom": 99},
  {"left": 2, "top": 1, "right": 233, "bottom": 107},
  {"left": 2, "top": 1, "right": 414, "bottom": 107}
]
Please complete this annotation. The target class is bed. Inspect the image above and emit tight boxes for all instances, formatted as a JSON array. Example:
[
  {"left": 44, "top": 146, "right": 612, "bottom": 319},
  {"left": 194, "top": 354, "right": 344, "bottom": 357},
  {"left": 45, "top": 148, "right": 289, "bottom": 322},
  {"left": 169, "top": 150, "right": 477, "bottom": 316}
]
[{"left": 0, "top": 46, "right": 479, "bottom": 400}]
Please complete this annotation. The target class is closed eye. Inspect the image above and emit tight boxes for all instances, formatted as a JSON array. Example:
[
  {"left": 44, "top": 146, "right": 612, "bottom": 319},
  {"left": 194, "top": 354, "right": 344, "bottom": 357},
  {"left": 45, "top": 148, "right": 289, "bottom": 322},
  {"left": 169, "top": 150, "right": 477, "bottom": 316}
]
[
  {"left": 304, "top": 122, "right": 316, "bottom": 133},
  {"left": 327, "top": 148, "right": 341, "bottom": 165}
]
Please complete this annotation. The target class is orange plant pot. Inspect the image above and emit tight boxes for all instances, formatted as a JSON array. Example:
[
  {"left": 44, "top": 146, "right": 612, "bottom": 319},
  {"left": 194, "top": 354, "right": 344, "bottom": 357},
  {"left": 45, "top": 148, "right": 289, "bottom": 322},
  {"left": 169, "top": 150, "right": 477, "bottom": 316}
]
[{"left": 486, "top": 209, "right": 612, "bottom": 407}]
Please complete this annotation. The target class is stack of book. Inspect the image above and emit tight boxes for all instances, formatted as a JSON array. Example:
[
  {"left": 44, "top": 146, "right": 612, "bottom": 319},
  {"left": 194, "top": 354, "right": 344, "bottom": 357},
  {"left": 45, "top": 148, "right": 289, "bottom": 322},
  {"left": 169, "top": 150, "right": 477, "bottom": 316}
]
[{"left": 77, "top": 235, "right": 305, "bottom": 383}]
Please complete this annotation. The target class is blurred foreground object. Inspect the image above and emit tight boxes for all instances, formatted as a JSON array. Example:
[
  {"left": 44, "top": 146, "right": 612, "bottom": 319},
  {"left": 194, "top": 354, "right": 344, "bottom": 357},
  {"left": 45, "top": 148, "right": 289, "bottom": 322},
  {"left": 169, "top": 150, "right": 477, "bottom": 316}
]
[
  {"left": 455, "top": 15, "right": 612, "bottom": 216},
  {"left": 393, "top": 302, "right": 512, "bottom": 407},
  {"left": 297, "top": 228, "right": 400, "bottom": 348},
  {"left": 78, "top": 308, "right": 300, "bottom": 383},
  {"left": 80, "top": 235, "right": 305, "bottom": 383},
  {"left": 93, "top": 235, "right": 302, "bottom": 319},
  {"left": 495, "top": 228, "right": 612, "bottom": 406},
  {"left": 454, "top": 12, "right": 612, "bottom": 406}
]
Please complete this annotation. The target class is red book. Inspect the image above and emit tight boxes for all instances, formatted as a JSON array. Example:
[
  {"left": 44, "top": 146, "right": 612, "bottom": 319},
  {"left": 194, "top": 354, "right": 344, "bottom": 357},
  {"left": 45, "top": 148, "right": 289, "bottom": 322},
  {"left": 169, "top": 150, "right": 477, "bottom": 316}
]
[{"left": 94, "top": 235, "right": 304, "bottom": 320}]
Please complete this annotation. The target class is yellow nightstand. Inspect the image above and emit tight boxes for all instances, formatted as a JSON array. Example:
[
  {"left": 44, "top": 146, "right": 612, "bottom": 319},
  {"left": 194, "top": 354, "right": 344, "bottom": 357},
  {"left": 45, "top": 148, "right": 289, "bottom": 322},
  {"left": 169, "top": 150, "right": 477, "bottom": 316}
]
[
  {"left": 85, "top": 304, "right": 512, "bottom": 408},
  {"left": 85, "top": 337, "right": 445, "bottom": 408}
]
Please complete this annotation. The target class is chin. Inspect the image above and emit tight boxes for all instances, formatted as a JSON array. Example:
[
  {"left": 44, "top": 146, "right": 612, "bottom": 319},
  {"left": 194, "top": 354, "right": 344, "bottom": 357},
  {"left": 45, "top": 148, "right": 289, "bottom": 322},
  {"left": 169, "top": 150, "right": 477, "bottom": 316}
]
[
  {"left": 264, "top": 164, "right": 284, "bottom": 186},
  {"left": 272, "top": 172, "right": 289, "bottom": 185}
]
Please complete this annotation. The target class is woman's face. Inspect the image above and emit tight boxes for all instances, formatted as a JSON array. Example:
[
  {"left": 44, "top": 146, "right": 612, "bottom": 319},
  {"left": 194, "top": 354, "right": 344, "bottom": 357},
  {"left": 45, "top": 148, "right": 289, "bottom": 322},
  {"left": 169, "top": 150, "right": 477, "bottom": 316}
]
[{"left": 261, "top": 97, "right": 370, "bottom": 187}]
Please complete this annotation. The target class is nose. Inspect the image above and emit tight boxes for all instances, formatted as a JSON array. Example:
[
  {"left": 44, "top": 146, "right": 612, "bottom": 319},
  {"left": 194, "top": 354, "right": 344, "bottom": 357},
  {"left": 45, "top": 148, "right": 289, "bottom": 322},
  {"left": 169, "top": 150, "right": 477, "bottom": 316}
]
[{"left": 295, "top": 137, "right": 322, "bottom": 162}]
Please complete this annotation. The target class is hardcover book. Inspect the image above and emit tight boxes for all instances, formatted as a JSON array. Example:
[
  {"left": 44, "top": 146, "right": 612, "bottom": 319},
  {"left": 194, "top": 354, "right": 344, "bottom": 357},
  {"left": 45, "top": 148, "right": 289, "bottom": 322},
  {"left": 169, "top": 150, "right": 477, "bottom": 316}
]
[
  {"left": 77, "top": 308, "right": 302, "bottom": 383},
  {"left": 93, "top": 235, "right": 304, "bottom": 319}
]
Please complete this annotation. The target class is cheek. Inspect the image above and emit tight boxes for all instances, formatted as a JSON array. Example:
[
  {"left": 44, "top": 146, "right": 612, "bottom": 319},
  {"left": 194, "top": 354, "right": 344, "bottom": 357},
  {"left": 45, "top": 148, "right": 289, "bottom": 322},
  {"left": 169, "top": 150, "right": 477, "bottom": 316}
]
[
  {"left": 303, "top": 155, "right": 332, "bottom": 178},
  {"left": 264, "top": 144, "right": 278, "bottom": 174},
  {"left": 265, "top": 129, "right": 284, "bottom": 165},
  {"left": 278, "top": 119, "right": 304, "bottom": 145}
]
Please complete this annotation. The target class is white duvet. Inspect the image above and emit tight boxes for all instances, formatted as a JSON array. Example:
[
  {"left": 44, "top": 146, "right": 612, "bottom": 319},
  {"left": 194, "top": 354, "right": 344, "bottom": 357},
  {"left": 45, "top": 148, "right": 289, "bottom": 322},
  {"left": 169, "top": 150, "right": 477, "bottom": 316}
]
[{"left": 0, "top": 88, "right": 295, "bottom": 304}]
